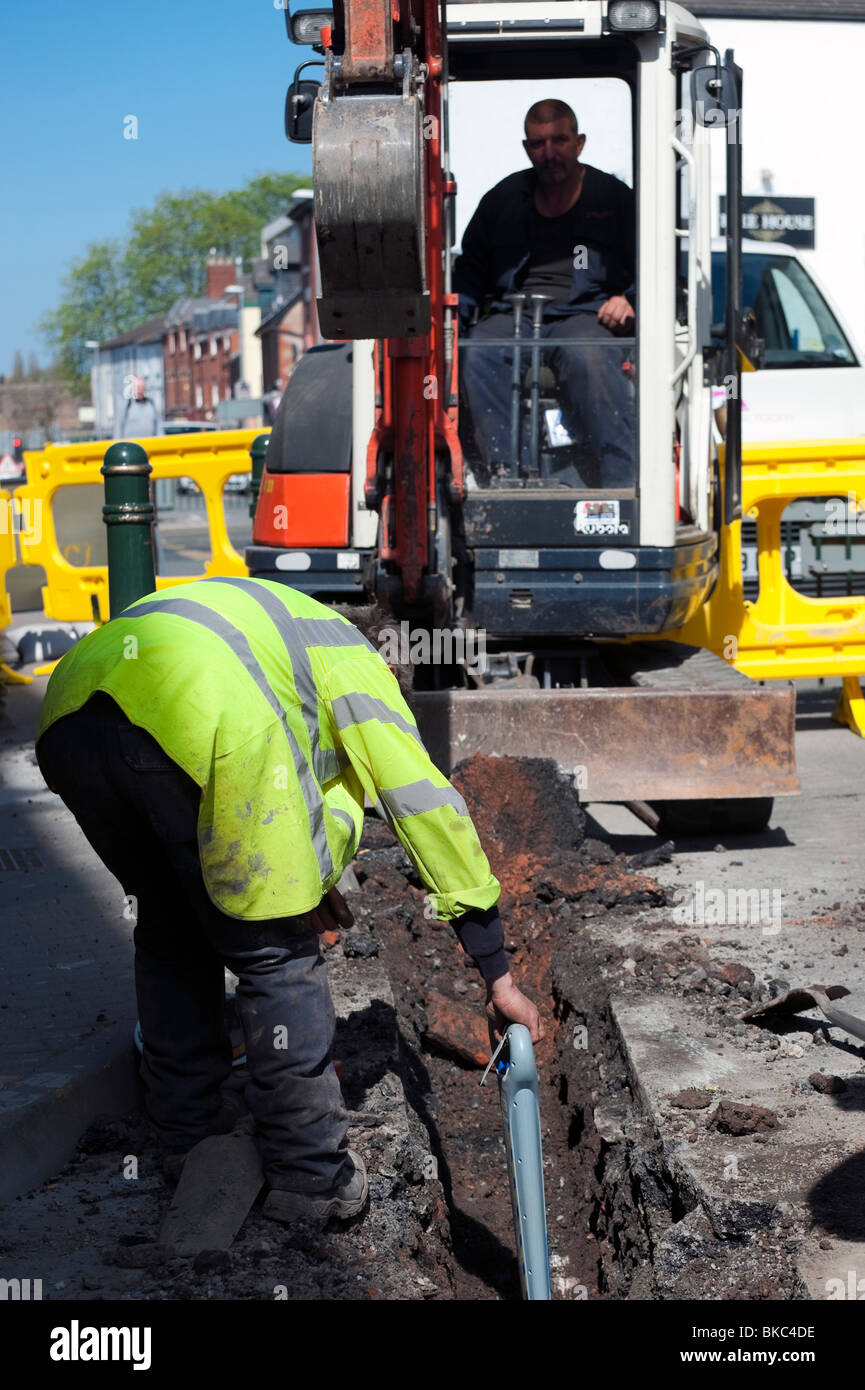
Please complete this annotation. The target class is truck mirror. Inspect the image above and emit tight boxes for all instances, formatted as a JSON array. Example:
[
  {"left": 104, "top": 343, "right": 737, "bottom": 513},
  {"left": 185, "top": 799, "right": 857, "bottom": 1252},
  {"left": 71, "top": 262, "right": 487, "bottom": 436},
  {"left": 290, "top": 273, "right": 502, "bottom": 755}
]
[
  {"left": 692, "top": 65, "right": 739, "bottom": 128},
  {"left": 285, "top": 79, "right": 319, "bottom": 144}
]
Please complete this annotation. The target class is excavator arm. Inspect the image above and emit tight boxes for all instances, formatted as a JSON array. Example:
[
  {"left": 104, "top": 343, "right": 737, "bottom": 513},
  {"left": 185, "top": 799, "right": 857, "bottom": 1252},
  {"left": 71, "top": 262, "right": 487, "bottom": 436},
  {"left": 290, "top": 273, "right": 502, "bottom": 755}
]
[
  {"left": 315, "top": 0, "right": 429, "bottom": 339},
  {"left": 312, "top": 0, "right": 462, "bottom": 611}
]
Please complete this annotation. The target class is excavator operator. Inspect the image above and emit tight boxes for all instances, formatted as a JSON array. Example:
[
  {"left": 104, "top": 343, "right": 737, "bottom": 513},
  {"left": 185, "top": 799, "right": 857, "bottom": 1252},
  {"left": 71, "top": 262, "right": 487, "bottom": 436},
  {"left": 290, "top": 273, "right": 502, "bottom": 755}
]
[{"left": 453, "top": 98, "right": 636, "bottom": 487}]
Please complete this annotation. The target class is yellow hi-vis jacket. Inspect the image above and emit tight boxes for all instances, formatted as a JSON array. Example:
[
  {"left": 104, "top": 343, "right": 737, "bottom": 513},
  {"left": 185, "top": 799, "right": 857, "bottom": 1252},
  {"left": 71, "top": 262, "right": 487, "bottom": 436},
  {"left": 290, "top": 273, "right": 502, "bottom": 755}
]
[{"left": 36, "top": 577, "right": 500, "bottom": 922}]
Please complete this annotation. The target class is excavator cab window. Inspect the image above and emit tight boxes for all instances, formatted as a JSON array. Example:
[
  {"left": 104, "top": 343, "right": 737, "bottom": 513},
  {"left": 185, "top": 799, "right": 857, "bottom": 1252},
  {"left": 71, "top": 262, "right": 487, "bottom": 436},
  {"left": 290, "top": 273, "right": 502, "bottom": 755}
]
[{"left": 449, "top": 72, "right": 636, "bottom": 496}]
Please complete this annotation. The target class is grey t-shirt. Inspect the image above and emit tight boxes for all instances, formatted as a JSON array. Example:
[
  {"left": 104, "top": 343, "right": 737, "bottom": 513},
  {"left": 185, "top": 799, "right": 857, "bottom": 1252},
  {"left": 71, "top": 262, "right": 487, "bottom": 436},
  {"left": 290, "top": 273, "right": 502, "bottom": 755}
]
[
  {"left": 116, "top": 397, "right": 162, "bottom": 439},
  {"left": 519, "top": 203, "right": 586, "bottom": 302}
]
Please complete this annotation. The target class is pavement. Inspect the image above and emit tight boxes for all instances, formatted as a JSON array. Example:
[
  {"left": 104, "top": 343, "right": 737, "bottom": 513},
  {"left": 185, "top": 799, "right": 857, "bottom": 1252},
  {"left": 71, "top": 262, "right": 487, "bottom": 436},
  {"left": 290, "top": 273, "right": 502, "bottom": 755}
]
[
  {"left": 0, "top": 925, "right": 451, "bottom": 1301},
  {"left": 584, "top": 686, "right": 865, "bottom": 1299},
  {"left": 0, "top": 670, "right": 140, "bottom": 1208}
]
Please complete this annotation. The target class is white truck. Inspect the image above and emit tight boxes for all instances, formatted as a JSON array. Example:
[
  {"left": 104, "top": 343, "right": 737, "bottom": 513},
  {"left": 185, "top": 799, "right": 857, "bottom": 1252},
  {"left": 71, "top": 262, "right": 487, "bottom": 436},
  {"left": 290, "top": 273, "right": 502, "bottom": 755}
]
[{"left": 716, "top": 240, "right": 865, "bottom": 598}]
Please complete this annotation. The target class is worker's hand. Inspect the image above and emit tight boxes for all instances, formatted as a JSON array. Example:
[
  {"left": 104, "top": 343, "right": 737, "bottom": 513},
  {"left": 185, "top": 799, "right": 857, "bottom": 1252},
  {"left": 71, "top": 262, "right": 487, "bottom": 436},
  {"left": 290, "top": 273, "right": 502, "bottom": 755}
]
[
  {"left": 306, "top": 886, "right": 354, "bottom": 937},
  {"left": 485, "top": 972, "right": 543, "bottom": 1048},
  {"left": 598, "top": 295, "right": 635, "bottom": 334}
]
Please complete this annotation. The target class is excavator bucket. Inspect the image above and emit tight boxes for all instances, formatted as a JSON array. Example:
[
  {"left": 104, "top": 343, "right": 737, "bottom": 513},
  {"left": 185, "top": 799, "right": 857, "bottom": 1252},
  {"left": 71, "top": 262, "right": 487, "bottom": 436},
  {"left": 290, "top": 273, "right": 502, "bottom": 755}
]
[
  {"left": 414, "top": 644, "right": 799, "bottom": 806},
  {"left": 313, "top": 90, "right": 430, "bottom": 339}
]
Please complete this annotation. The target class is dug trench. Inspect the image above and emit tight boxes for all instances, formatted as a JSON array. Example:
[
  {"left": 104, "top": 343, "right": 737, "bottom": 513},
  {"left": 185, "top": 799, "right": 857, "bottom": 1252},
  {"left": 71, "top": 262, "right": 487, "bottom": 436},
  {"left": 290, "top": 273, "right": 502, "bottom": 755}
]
[
  {"left": 0, "top": 755, "right": 823, "bottom": 1299},
  {"left": 356, "top": 753, "right": 816, "bottom": 1300},
  {"left": 355, "top": 754, "right": 678, "bottom": 1299}
]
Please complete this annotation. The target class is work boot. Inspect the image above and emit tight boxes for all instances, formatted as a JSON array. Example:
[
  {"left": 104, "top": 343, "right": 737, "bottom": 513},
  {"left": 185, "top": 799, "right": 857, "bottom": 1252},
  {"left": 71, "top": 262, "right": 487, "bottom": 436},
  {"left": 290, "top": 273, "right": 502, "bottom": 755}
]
[{"left": 262, "top": 1150, "right": 368, "bottom": 1224}]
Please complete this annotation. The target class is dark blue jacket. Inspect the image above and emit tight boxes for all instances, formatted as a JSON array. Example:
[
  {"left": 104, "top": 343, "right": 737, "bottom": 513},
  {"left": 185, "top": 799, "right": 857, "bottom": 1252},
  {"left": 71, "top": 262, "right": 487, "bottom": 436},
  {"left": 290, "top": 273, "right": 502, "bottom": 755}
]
[{"left": 453, "top": 164, "right": 636, "bottom": 321}]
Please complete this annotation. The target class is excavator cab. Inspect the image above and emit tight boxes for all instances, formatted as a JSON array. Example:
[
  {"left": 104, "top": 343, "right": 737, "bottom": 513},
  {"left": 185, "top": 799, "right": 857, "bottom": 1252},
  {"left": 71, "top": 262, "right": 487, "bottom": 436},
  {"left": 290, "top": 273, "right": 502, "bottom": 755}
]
[
  {"left": 450, "top": 51, "right": 641, "bottom": 571},
  {"left": 254, "top": 0, "right": 743, "bottom": 637},
  {"left": 440, "top": 15, "right": 733, "bottom": 639}
]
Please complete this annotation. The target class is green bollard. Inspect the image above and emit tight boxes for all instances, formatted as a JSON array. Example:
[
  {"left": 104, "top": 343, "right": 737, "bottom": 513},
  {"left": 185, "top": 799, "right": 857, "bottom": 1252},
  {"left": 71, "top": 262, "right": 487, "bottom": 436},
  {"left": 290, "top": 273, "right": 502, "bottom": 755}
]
[
  {"left": 102, "top": 441, "right": 157, "bottom": 619},
  {"left": 249, "top": 433, "right": 269, "bottom": 522}
]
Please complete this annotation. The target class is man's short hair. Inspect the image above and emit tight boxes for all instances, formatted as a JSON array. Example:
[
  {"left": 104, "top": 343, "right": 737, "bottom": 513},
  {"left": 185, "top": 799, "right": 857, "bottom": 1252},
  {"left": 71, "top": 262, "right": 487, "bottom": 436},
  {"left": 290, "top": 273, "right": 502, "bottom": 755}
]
[
  {"left": 524, "top": 100, "right": 579, "bottom": 136},
  {"left": 334, "top": 601, "right": 415, "bottom": 704}
]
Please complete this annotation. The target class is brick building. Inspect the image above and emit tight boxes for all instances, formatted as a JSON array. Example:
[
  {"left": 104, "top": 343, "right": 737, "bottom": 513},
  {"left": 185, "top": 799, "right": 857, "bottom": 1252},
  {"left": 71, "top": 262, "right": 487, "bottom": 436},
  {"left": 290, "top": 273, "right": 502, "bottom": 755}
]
[
  {"left": 91, "top": 202, "right": 320, "bottom": 432},
  {"left": 163, "top": 256, "right": 242, "bottom": 423}
]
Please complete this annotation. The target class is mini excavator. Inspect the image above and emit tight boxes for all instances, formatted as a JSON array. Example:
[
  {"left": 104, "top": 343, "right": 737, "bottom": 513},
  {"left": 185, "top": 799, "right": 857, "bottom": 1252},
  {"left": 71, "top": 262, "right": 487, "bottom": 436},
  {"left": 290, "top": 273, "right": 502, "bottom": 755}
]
[{"left": 247, "top": 0, "right": 798, "bottom": 831}]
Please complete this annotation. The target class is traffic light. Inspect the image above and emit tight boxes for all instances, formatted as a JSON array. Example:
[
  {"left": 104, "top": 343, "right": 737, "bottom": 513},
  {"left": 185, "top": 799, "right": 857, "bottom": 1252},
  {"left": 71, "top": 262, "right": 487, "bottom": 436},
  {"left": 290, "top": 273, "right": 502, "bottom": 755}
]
[{"left": 11, "top": 438, "right": 23, "bottom": 464}]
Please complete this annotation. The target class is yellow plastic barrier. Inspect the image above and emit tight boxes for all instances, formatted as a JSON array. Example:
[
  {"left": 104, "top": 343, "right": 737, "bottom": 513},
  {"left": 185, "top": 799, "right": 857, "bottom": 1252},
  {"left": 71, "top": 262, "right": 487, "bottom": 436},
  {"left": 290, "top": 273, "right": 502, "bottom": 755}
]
[
  {"left": 667, "top": 438, "right": 865, "bottom": 734},
  {"left": 15, "top": 430, "right": 266, "bottom": 623},
  {"left": 0, "top": 486, "right": 35, "bottom": 681},
  {"left": 0, "top": 487, "right": 15, "bottom": 630}
]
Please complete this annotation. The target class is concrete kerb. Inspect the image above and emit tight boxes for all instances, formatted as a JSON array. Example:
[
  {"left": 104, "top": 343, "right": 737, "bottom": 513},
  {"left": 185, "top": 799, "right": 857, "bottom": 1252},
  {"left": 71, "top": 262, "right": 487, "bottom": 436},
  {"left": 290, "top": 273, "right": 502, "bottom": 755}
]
[
  {"left": 0, "top": 674, "right": 144, "bottom": 1209},
  {"left": 586, "top": 914, "right": 865, "bottom": 1299},
  {"left": 608, "top": 984, "right": 865, "bottom": 1295},
  {"left": 0, "top": 1051, "right": 142, "bottom": 1210}
]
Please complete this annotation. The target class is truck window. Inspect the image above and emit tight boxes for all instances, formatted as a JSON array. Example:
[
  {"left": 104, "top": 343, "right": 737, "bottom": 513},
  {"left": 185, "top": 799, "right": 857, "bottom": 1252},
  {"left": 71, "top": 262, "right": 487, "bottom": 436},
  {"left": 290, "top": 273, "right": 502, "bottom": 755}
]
[{"left": 712, "top": 252, "right": 858, "bottom": 369}]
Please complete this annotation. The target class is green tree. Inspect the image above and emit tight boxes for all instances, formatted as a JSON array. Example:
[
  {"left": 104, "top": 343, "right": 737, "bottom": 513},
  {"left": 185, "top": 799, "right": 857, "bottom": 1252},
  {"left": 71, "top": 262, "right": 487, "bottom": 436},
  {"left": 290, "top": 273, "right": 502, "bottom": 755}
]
[
  {"left": 38, "top": 239, "right": 135, "bottom": 390},
  {"left": 40, "top": 172, "right": 308, "bottom": 391}
]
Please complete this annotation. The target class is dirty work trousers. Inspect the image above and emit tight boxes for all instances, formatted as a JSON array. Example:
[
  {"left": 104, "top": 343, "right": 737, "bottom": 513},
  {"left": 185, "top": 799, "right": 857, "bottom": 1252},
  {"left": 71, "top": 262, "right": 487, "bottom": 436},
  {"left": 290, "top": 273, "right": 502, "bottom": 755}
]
[
  {"left": 36, "top": 691, "right": 349, "bottom": 1194},
  {"left": 459, "top": 309, "right": 635, "bottom": 488}
]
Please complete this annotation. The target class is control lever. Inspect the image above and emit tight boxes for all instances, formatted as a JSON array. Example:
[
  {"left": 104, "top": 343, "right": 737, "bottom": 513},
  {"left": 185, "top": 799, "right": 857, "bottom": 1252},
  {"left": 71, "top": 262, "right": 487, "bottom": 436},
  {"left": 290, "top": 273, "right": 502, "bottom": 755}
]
[
  {"left": 504, "top": 293, "right": 527, "bottom": 478},
  {"left": 529, "top": 294, "right": 553, "bottom": 479}
]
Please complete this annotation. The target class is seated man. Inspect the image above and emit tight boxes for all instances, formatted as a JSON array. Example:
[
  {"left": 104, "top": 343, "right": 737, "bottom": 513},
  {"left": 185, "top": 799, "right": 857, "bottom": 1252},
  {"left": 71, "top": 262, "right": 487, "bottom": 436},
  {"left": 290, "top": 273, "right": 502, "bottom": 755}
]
[{"left": 453, "top": 99, "right": 636, "bottom": 488}]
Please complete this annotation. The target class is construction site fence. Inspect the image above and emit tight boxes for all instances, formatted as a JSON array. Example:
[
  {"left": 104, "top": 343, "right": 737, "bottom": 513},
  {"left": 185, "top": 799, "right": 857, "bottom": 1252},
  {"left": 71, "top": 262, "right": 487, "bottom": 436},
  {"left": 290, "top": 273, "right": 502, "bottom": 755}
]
[
  {"left": 666, "top": 438, "right": 865, "bottom": 733},
  {"left": 0, "top": 429, "right": 266, "bottom": 625},
  {"left": 0, "top": 486, "right": 15, "bottom": 631}
]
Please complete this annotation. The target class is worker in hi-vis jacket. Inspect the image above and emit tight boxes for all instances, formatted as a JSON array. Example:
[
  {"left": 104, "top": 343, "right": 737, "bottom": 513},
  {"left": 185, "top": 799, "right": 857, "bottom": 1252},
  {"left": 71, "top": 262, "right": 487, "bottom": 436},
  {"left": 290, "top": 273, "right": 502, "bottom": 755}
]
[{"left": 35, "top": 577, "right": 540, "bottom": 1223}]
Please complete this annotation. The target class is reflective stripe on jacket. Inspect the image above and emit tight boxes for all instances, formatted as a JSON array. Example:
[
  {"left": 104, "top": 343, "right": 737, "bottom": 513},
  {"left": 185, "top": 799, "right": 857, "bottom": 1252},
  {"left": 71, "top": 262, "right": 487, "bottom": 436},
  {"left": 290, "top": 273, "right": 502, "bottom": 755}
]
[{"left": 36, "top": 577, "right": 500, "bottom": 922}]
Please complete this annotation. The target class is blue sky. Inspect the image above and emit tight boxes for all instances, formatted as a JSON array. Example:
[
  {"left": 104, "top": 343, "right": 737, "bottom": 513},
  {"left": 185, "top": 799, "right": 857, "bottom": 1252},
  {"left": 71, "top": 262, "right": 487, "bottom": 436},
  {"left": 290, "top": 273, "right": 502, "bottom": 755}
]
[{"left": 0, "top": 0, "right": 312, "bottom": 375}]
